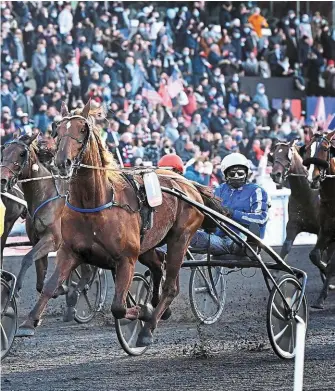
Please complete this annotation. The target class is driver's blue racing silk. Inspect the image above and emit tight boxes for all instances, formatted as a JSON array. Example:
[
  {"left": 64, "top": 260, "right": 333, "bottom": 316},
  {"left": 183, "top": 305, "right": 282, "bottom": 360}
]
[{"left": 214, "top": 182, "right": 269, "bottom": 239}]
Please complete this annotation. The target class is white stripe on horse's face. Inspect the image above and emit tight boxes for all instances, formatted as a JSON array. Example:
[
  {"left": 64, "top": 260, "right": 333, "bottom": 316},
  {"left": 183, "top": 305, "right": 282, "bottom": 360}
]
[{"left": 308, "top": 142, "right": 316, "bottom": 181}]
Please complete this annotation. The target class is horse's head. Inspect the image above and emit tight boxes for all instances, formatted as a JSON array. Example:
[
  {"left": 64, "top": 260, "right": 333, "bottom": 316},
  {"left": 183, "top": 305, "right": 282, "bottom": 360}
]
[
  {"left": 269, "top": 139, "right": 298, "bottom": 186},
  {"left": 37, "top": 134, "right": 57, "bottom": 166},
  {"left": 53, "top": 100, "right": 92, "bottom": 178},
  {"left": 303, "top": 131, "right": 335, "bottom": 189},
  {"left": 0, "top": 132, "right": 39, "bottom": 192}
]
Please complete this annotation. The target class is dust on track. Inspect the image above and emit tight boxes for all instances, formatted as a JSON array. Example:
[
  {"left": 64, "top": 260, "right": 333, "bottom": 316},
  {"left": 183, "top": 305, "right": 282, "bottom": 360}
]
[{"left": 2, "top": 246, "right": 335, "bottom": 391}]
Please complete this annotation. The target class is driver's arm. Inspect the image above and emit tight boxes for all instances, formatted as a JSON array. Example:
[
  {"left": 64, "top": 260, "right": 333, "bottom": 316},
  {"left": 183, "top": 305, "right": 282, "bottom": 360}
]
[{"left": 232, "top": 187, "right": 269, "bottom": 225}]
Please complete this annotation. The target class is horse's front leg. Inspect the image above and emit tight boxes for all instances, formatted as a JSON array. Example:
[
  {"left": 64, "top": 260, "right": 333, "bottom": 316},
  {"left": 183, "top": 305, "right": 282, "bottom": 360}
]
[
  {"left": 16, "top": 246, "right": 80, "bottom": 337},
  {"left": 15, "top": 234, "right": 56, "bottom": 294},
  {"left": 111, "top": 256, "right": 138, "bottom": 320},
  {"left": 310, "top": 231, "right": 328, "bottom": 274},
  {"left": 35, "top": 255, "right": 49, "bottom": 293},
  {"left": 312, "top": 243, "right": 335, "bottom": 309},
  {"left": 280, "top": 221, "right": 299, "bottom": 262}
]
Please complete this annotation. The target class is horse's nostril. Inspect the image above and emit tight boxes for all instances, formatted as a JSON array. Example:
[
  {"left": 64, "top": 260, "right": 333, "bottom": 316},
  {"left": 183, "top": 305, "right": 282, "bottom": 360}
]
[
  {"left": 1, "top": 178, "right": 8, "bottom": 185},
  {"left": 275, "top": 172, "right": 282, "bottom": 177},
  {"left": 65, "top": 159, "right": 71, "bottom": 167}
]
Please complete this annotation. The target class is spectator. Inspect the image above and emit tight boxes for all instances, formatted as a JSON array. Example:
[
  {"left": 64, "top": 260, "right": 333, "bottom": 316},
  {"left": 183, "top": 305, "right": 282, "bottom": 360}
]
[
  {"left": 15, "top": 86, "right": 34, "bottom": 118},
  {"left": 248, "top": 7, "right": 268, "bottom": 38},
  {"left": 184, "top": 159, "right": 210, "bottom": 185},
  {"left": 253, "top": 83, "right": 269, "bottom": 111},
  {"left": 32, "top": 43, "right": 47, "bottom": 90},
  {"left": 33, "top": 103, "right": 51, "bottom": 134},
  {"left": 58, "top": 3, "right": 74, "bottom": 36},
  {"left": 1, "top": 83, "right": 15, "bottom": 114}
]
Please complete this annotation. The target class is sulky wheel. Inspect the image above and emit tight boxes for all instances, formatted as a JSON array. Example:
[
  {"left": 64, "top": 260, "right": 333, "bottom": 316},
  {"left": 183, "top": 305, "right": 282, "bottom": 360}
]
[
  {"left": 267, "top": 274, "right": 308, "bottom": 360},
  {"left": 115, "top": 273, "right": 151, "bottom": 356},
  {"left": 189, "top": 265, "right": 227, "bottom": 325},
  {"left": 66, "top": 265, "right": 106, "bottom": 324},
  {"left": 1, "top": 278, "right": 18, "bottom": 360}
]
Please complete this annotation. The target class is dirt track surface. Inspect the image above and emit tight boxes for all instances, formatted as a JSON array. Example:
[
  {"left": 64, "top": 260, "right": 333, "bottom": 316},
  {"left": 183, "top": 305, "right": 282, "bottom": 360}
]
[{"left": 2, "top": 246, "right": 335, "bottom": 391}]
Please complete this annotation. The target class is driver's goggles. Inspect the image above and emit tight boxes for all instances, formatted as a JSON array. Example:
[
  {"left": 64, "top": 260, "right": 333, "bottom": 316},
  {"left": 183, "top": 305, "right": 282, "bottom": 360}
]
[{"left": 226, "top": 170, "right": 246, "bottom": 179}]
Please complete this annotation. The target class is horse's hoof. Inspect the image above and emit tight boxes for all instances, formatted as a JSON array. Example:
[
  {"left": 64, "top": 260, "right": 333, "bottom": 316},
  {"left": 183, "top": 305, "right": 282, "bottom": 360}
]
[
  {"left": 138, "top": 303, "right": 154, "bottom": 322},
  {"left": 161, "top": 307, "right": 172, "bottom": 320},
  {"left": 136, "top": 329, "right": 153, "bottom": 347},
  {"left": 311, "top": 302, "right": 324, "bottom": 310},
  {"left": 63, "top": 307, "right": 76, "bottom": 322},
  {"left": 16, "top": 326, "right": 35, "bottom": 337}
]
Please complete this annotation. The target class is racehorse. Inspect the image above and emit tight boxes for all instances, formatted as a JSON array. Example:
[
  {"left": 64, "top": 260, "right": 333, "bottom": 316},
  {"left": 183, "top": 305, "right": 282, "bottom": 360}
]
[
  {"left": 303, "top": 130, "right": 335, "bottom": 308},
  {"left": 269, "top": 140, "right": 320, "bottom": 260},
  {"left": 1, "top": 186, "right": 26, "bottom": 262},
  {"left": 0, "top": 133, "right": 68, "bottom": 298},
  {"left": 17, "top": 101, "right": 226, "bottom": 345}
]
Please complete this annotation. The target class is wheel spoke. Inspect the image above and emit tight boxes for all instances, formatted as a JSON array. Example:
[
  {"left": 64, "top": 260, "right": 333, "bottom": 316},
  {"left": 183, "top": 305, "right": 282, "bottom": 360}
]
[
  {"left": 127, "top": 321, "right": 140, "bottom": 347},
  {"left": 274, "top": 324, "right": 289, "bottom": 342},
  {"left": 82, "top": 291, "right": 93, "bottom": 312},
  {"left": 0, "top": 323, "right": 9, "bottom": 350},
  {"left": 196, "top": 268, "right": 220, "bottom": 305},
  {"left": 272, "top": 302, "right": 286, "bottom": 321}
]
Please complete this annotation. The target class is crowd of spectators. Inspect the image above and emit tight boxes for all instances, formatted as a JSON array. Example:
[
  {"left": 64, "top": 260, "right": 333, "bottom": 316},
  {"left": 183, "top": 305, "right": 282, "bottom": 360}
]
[{"left": 1, "top": 1, "right": 335, "bottom": 187}]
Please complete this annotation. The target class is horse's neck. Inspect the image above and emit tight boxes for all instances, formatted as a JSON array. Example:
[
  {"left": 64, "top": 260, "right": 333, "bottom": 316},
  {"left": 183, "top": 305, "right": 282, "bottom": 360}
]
[
  {"left": 288, "top": 153, "right": 311, "bottom": 197},
  {"left": 320, "top": 178, "right": 335, "bottom": 201},
  {"left": 21, "top": 155, "right": 58, "bottom": 214},
  {"left": 69, "top": 151, "right": 110, "bottom": 208}
]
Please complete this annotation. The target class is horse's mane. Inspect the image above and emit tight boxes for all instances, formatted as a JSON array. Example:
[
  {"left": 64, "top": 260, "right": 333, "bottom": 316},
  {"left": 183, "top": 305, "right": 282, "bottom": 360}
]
[{"left": 72, "top": 107, "right": 123, "bottom": 186}]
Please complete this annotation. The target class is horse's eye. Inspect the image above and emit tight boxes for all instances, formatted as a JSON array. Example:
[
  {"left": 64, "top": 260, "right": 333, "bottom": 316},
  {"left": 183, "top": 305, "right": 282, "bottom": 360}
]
[
  {"left": 20, "top": 151, "right": 26, "bottom": 157},
  {"left": 80, "top": 128, "right": 85, "bottom": 133}
]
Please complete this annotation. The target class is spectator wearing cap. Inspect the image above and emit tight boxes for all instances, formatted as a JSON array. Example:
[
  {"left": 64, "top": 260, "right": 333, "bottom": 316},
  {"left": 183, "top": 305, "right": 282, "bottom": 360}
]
[
  {"left": 15, "top": 86, "right": 34, "bottom": 118},
  {"left": 1, "top": 83, "right": 15, "bottom": 114},
  {"left": 33, "top": 103, "right": 51, "bottom": 135}
]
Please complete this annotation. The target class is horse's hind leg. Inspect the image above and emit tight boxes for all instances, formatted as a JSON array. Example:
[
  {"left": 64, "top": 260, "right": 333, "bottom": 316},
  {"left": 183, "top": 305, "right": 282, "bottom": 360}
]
[
  {"left": 16, "top": 246, "right": 80, "bottom": 337},
  {"left": 310, "top": 232, "right": 328, "bottom": 274},
  {"left": 138, "top": 249, "right": 172, "bottom": 320},
  {"left": 111, "top": 256, "right": 137, "bottom": 320},
  {"left": 63, "top": 264, "right": 93, "bottom": 322},
  {"left": 15, "top": 234, "right": 56, "bottom": 294},
  {"left": 136, "top": 237, "right": 186, "bottom": 347}
]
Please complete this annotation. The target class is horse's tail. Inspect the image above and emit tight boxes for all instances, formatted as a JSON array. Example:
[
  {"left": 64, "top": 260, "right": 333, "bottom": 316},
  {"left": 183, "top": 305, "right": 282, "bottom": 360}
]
[{"left": 192, "top": 182, "right": 228, "bottom": 232}]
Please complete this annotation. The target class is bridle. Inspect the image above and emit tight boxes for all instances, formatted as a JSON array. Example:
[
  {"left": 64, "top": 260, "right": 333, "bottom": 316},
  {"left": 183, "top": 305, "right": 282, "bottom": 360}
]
[
  {"left": 311, "top": 133, "right": 335, "bottom": 181},
  {"left": 53, "top": 115, "right": 92, "bottom": 174},
  {"left": 0, "top": 139, "right": 30, "bottom": 188},
  {"left": 271, "top": 141, "right": 307, "bottom": 180}
]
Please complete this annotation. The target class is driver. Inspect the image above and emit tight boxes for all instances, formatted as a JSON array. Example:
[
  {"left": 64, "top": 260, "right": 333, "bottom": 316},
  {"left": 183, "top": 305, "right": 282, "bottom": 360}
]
[{"left": 189, "top": 153, "right": 269, "bottom": 254}]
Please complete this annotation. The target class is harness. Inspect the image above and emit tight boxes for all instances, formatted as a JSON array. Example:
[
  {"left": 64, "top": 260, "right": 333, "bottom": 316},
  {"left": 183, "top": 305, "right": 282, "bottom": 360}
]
[
  {"left": 54, "top": 114, "right": 155, "bottom": 242},
  {"left": 271, "top": 141, "right": 308, "bottom": 180}
]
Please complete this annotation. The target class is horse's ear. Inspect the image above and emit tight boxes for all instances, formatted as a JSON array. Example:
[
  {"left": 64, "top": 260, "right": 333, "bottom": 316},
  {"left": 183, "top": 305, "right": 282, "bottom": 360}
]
[
  {"left": 81, "top": 99, "right": 91, "bottom": 119},
  {"left": 61, "top": 101, "right": 69, "bottom": 117}
]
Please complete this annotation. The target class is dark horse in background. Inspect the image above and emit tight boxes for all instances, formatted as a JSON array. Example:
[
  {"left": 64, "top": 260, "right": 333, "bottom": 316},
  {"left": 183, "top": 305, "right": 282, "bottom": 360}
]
[
  {"left": 1, "top": 186, "right": 26, "bottom": 261},
  {"left": 0, "top": 133, "right": 67, "bottom": 300},
  {"left": 16, "top": 101, "right": 227, "bottom": 346},
  {"left": 269, "top": 139, "right": 320, "bottom": 261},
  {"left": 303, "top": 130, "right": 335, "bottom": 308}
]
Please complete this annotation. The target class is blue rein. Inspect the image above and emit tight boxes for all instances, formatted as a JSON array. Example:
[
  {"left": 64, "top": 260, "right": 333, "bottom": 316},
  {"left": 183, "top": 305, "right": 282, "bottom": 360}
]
[
  {"left": 32, "top": 194, "right": 116, "bottom": 218},
  {"left": 32, "top": 195, "right": 65, "bottom": 220},
  {"left": 65, "top": 198, "right": 116, "bottom": 213}
]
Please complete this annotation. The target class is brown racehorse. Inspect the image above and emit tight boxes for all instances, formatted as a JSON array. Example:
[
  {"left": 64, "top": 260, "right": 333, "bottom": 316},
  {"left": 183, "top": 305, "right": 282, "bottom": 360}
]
[
  {"left": 303, "top": 130, "right": 335, "bottom": 308},
  {"left": 17, "top": 101, "right": 226, "bottom": 346}
]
